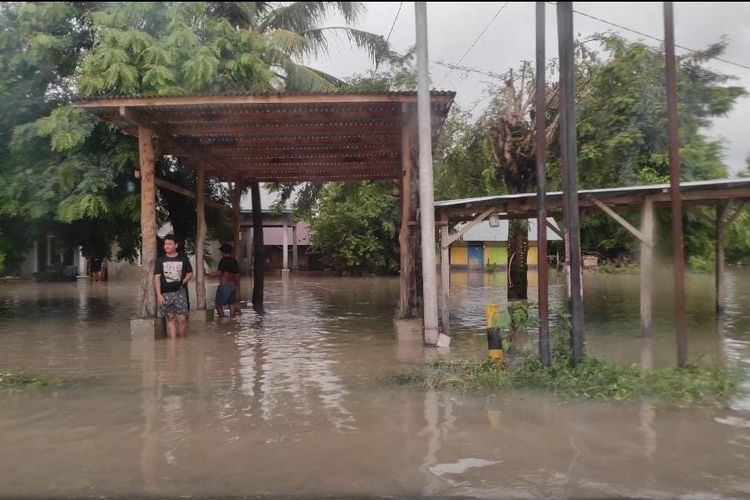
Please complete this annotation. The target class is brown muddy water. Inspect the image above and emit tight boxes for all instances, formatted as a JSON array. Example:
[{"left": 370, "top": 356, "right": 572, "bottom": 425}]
[{"left": 1, "top": 268, "right": 749, "bottom": 498}]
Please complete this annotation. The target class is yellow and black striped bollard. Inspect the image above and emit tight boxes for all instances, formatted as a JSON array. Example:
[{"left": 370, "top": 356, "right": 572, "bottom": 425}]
[{"left": 485, "top": 304, "right": 504, "bottom": 368}]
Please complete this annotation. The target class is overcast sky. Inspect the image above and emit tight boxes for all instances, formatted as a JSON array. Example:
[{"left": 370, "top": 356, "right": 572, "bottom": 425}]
[{"left": 307, "top": 2, "right": 750, "bottom": 176}]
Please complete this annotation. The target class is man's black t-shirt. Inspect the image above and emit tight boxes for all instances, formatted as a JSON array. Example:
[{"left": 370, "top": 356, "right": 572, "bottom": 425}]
[
  {"left": 155, "top": 254, "right": 193, "bottom": 293},
  {"left": 217, "top": 257, "right": 240, "bottom": 274}
]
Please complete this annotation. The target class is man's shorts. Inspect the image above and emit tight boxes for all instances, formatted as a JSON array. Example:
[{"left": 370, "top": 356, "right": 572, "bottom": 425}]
[
  {"left": 160, "top": 288, "right": 189, "bottom": 317},
  {"left": 215, "top": 283, "right": 236, "bottom": 307}
]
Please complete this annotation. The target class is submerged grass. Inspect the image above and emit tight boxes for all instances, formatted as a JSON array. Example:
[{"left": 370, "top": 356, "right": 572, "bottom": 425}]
[
  {"left": 388, "top": 338, "right": 742, "bottom": 404},
  {"left": 0, "top": 371, "right": 67, "bottom": 394}
]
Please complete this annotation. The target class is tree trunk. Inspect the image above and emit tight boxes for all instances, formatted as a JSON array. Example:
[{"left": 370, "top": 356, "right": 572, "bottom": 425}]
[
  {"left": 507, "top": 218, "right": 529, "bottom": 300},
  {"left": 250, "top": 182, "right": 264, "bottom": 311}
]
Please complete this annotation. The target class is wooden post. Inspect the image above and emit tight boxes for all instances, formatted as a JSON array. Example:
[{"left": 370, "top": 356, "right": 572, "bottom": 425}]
[
  {"left": 640, "top": 197, "right": 654, "bottom": 335},
  {"left": 195, "top": 166, "right": 206, "bottom": 310},
  {"left": 33, "top": 241, "right": 39, "bottom": 273},
  {"left": 138, "top": 125, "right": 157, "bottom": 318},
  {"left": 716, "top": 200, "right": 728, "bottom": 312},
  {"left": 46, "top": 235, "right": 53, "bottom": 266},
  {"left": 282, "top": 219, "right": 289, "bottom": 272},
  {"left": 439, "top": 212, "right": 450, "bottom": 337},
  {"left": 250, "top": 182, "right": 264, "bottom": 310},
  {"left": 233, "top": 181, "right": 243, "bottom": 304},
  {"left": 292, "top": 225, "right": 298, "bottom": 270},
  {"left": 246, "top": 227, "right": 253, "bottom": 273},
  {"left": 398, "top": 107, "right": 417, "bottom": 319}
]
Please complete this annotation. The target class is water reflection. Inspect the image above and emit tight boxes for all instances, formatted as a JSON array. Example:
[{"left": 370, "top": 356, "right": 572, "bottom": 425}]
[{"left": 0, "top": 270, "right": 749, "bottom": 497}]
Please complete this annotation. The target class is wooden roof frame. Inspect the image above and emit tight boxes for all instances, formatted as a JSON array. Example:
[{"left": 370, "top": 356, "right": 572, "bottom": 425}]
[
  {"left": 434, "top": 178, "right": 750, "bottom": 222},
  {"left": 74, "top": 92, "right": 455, "bottom": 183}
]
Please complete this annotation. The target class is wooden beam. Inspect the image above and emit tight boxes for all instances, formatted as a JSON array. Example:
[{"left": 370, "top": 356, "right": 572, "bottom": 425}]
[
  {"left": 546, "top": 219, "right": 563, "bottom": 239},
  {"left": 119, "top": 106, "right": 235, "bottom": 180},
  {"left": 588, "top": 196, "right": 652, "bottom": 247},
  {"left": 153, "top": 178, "right": 232, "bottom": 214},
  {"left": 442, "top": 206, "right": 498, "bottom": 248}
]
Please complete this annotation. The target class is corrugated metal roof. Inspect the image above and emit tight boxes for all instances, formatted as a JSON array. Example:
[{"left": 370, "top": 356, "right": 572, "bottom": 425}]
[
  {"left": 435, "top": 178, "right": 750, "bottom": 219},
  {"left": 435, "top": 178, "right": 750, "bottom": 207},
  {"left": 73, "top": 90, "right": 456, "bottom": 101}
]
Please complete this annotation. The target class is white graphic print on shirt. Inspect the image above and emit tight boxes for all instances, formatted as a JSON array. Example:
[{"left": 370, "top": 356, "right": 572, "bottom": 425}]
[{"left": 163, "top": 260, "right": 183, "bottom": 284}]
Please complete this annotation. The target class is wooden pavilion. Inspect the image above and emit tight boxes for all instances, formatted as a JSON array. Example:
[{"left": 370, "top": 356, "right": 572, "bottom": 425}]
[
  {"left": 74, "top": 92, "right": 455, "bottom": 320},
  {"left": 434, "top": 178, "right": 750, "bottom": 336}
]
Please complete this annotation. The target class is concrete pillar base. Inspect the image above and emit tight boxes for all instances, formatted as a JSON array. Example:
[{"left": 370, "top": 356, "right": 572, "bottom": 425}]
[
  {"left": 436, "top": 333, "right": 451, "bottom": 347},
  {"left": 130, "top": 318, "right": 165, "bottom": 339}
]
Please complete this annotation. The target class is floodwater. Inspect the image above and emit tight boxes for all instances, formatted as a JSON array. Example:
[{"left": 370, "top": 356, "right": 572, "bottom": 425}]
[{"left": 0, "top": 268, "right": 749, "bottom": 498}]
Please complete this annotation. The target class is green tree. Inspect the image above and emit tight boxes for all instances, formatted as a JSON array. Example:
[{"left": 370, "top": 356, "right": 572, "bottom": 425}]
[
  {"left": 0, "top": 2, "right": 389, "bottom": 274},
  {"left": 308, "top": 181, "right": 400, "bottom": 275},
  {"left": 576, "top": 35, "right": 746, "bottom": 262},
  {"left": 434, "top": 107, "right": 498, "bottom": 201}
]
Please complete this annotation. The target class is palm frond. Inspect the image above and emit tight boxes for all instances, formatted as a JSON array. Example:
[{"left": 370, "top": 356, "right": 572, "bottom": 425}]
[
  {"left": 279, "top": 59, "right": 337, "bottom": 92},
  {"left": 267, "top": 29, "right": 314, "bottom": 60},
  {"left": 259, "top": 2, "right": 332, "bottom": 34},
  {"left": 306, "top": 27, "right": 390, "bottom": 65}
]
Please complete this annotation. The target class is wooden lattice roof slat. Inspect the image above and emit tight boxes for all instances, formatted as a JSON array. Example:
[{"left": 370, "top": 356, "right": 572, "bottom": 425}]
[{"left": 74, "top": 91, "right": 455, "bottom": 182}]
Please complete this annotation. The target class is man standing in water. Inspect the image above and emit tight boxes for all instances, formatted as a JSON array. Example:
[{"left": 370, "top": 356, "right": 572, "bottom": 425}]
[
  {"left": 154, "top": 234, "right": 193, "bottom": 337},
  {"left": 211, "top": 243, "right": 240, "bottom": 318}
]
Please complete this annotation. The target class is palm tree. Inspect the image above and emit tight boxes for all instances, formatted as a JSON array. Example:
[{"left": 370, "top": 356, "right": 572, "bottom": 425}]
[{"left": 207, "top": 2, "right": 391, "bottom": 90}]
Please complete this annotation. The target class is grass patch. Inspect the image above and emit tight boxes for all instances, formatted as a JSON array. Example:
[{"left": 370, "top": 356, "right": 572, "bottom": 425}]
[
  {"left": 0, "top": 371, "right": 67, "bottom": 394},
  {"left": 388, "top": 340, "right": 742, "bottom": 404}
]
